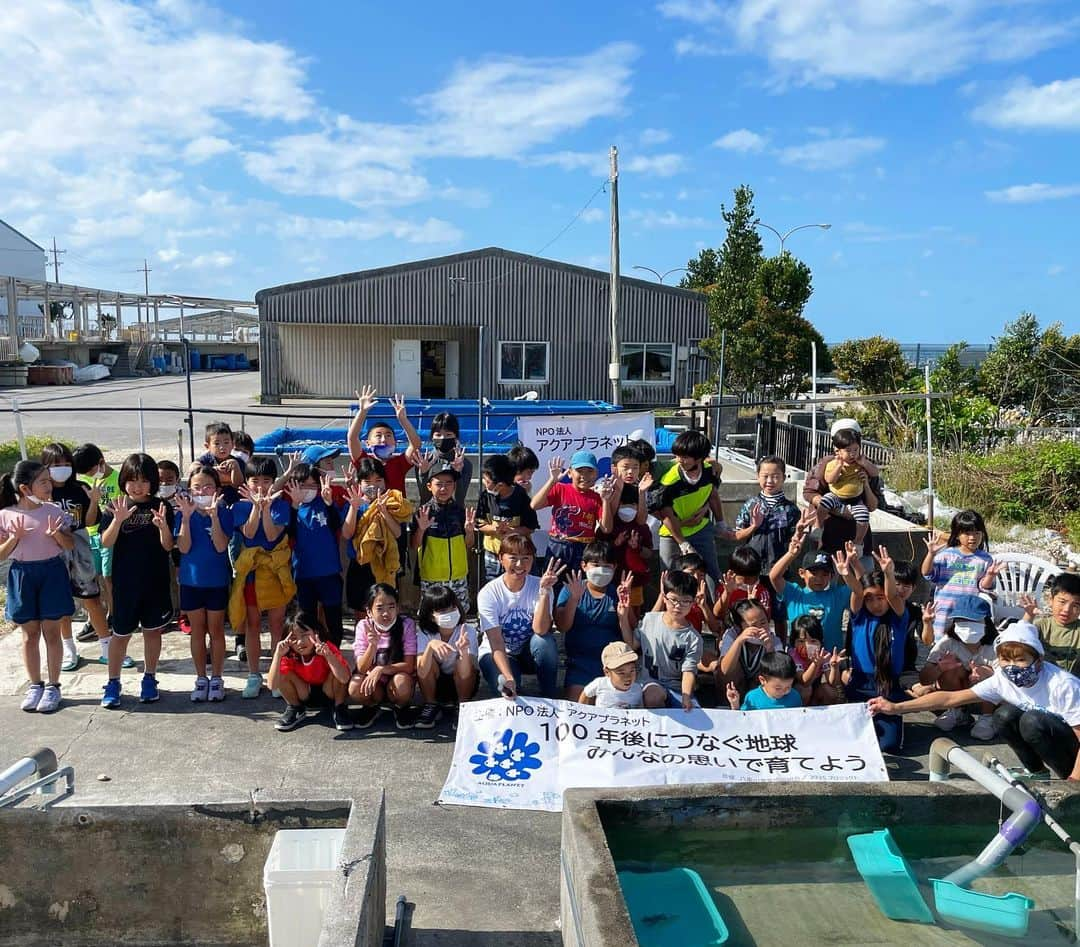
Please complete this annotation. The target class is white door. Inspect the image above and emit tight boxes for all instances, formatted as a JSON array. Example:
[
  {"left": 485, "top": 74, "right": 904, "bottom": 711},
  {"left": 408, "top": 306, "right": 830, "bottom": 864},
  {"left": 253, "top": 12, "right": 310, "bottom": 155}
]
[
  {"left": 444, "top": 340, "right": 460, "bottom": 398},
  {"left": 392, "top": 339, "right": 421, "bottom": 397}
]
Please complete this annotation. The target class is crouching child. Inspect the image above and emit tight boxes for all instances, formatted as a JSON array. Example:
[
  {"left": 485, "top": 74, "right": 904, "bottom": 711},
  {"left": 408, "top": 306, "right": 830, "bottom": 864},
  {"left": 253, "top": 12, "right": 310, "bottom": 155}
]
[{"left": 268, "top": 613, "right": 353, "bottom": 733}]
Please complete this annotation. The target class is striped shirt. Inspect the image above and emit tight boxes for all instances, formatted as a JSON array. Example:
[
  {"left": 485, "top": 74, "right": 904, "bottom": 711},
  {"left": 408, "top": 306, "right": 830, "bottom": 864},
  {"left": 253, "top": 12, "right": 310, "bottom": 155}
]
[{"left": 928, "top": 547, "right": 993, "bottom": 638}]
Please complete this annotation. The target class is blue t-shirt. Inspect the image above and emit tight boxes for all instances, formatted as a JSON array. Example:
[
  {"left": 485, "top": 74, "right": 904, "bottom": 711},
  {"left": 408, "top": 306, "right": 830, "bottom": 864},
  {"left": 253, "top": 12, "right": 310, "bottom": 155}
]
[
  {"left": 174, "top": 507, "right": 234, "bottom": 588},
  {"left": 782, "top": 581, "right": 851, "bottom": 651},
  {"left": 291, "top": 497, "right": 343, "bottom": 580},
  {"left": 741, "top": 685, "right": 803, "bottom": 711},
  {"left": 231, "top": 498, "right": 291, "bottom": 550},
  {"left": 848, "top": 606, "right": 908, "bottom": 695},
  {"left": 557, "top": 584, "right": 620, "bottom": 672}
]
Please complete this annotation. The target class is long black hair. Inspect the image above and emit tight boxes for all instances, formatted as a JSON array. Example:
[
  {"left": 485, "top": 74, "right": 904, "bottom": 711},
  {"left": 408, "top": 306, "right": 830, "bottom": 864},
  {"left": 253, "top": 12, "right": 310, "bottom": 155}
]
[
  {"left": 947, "top": 509, "right": 989, "bottom": 550},
  {"left": 730, "top": 597, "right": 771, "bottom": 678},
  {"left": 366, "top": 582, "right": 405, "bottom": 663},
  {"left": 0, "top": 460, "right": 46, "bottom": 508},
  {"left": 417, "top": 584, "right": 463, "bottom": 636}
]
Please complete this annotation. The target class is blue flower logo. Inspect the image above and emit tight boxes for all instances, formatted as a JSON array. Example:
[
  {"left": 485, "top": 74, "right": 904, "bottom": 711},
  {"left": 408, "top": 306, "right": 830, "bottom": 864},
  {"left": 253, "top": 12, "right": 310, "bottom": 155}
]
[{"left": 469, "top": 728, "right": 543, "bottom": 782}]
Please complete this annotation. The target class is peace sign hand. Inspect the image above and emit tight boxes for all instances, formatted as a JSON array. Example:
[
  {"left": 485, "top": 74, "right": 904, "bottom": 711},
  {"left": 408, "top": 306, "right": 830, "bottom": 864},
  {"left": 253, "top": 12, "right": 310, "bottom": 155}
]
[
  {"left": 150, "top": 505, "right": 169, "bottom": 529},
  {"left": 451, "top": 446, "right": 466, "bottom": 472},
  {"left": 872, "top": 545, "right": 894, "bottom": 575},
  {"left": 464, "top": 506, "right": 476, "bottom": 530},
  {"left": 616, "top": 571, "right": 634, "bottom": 611},
  {"left": 540, "top": 557, "right": 566, "bottom": 591},
  {"left": 313, "top": 633, "right": 329, "bottom": 657},
  {"left": 319, "top": 470, "right": 334, "bottom": 505}
]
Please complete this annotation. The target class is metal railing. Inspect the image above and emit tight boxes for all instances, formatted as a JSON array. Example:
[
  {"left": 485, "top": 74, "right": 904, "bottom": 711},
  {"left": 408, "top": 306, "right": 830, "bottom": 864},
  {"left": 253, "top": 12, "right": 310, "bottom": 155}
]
[
  {"left": 755, "top": 414, "right": 894, "bottom": 471},
  {"left": 0, "top": 747, "right": 74, "bottom": 809}
]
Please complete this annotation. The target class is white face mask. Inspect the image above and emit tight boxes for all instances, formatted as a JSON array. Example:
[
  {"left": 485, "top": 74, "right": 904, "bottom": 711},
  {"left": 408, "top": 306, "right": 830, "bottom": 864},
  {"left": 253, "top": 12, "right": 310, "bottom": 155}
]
[
  {"left": 372, "top": 617, "right": 396, "bottom": 633},
  {"left": 586, "top": 566, "right": 616, "bottom": 587},
  {"left": 434, "top": 609, "right": 460, "bottom": 629},
  {"left": 158, "top": 484, "right": 177, "bottom": 499},
  {"left": 953, "top": 621, "right": 985, "bottom": 645},
  {"left": 193, "top": 494, "right": 214, "bottom": 509},
  {"left": 299, "top": 488, "right": 317, "bottom": 504},
  {"left": 232, "top": 450, "right": 250, "bottom": 464},
  {"left": 361, "top": 484, "right": 380, "bottom": 499},
  {"left": 50, "top": 465, "right": 73, "bottom": 483},
  {"left": 27, "top": 494, "right": 44, "bottom": 505},
  {"left": 617, "top": 505, "right": 637, "bottom": 523}
]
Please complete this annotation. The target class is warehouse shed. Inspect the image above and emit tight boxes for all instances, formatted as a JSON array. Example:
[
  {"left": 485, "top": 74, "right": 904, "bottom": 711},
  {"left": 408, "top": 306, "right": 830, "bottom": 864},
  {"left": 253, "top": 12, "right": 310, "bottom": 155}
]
[{"left": 255, "top": 247, "right": 710, "bottom": 406}]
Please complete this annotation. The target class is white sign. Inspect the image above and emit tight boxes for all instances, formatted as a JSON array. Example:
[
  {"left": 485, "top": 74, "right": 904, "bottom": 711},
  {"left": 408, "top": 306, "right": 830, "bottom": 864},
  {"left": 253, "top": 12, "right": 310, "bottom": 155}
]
[
  {"left": 516, "top": 410, "right": 655, "bottom": 555},
  {"left": 439, "top": 698, "right": 889, "bottom": 812}
]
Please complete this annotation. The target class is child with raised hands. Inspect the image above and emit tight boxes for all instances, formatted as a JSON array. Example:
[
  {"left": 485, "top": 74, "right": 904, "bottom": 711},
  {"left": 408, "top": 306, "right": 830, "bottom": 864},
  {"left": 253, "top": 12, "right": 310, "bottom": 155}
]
[
  {"left": 1022, "top": 573, "right": 1080, "bottom": 676},
  {"left": 727, "top": 651, "right": 802, "bottom": 711},
  {"left": 347, "top": 583, "right": 419, "bottom": 729},
  {"left": 269, "top": 612, "right": 352, "bottom": 733},
  {"left": 415, "top": 411, "right": 471, "bottom": 507},
  {"left": 99, "top": 454, "right": 175, "bottom": 708},
  {"left": 718, "top": 598, "right": 784, "bottom": 701},
  {"left": 788, "top": 615, "right": 845, "bottom": 705},
  {"left": 714, "top": 546, "right": 775, "bottom": 625},
  {"left": 229, "top": 458, "right": 295, "bottom": 699},
  {"left": 284, "top": 463, "right": 345, "bottom": 646},
  {"left": 347, "top": 385, "right": 422, "bottom": 493},
  {"left": 172, "top": 465, "right": 232, "bottom": 702},
  {"left": 0, "top": 460, "right": 76, "bottom": 713},
  {"left": 198, "top": 421, "right": 245, "bottom": 505},
  {"left": 531, "top": 451, "right": 603, "bottom": 575},
  {"left": 414, "top": 584, "right": 479, "bottom": 729},
  {"left": 597, "top": 444, "right": 653, "bottom": 616},
  {"left": 922, "top": 508, "right": 999, "bottom": 641}
]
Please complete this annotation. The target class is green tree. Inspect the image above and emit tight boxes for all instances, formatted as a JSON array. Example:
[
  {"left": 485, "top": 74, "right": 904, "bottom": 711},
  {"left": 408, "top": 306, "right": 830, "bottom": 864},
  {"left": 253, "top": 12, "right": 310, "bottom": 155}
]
[
  {"left": 907, "top": 343, "right": 996, "bottom": 450},
  {"left": 831, "top": 335, "right": 918, "bottom": 443}
]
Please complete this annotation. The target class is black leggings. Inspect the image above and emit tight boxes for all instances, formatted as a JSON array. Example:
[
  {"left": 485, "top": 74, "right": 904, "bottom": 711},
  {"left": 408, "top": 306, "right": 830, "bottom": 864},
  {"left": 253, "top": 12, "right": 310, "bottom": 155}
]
[{"left": 992, "top": 703, "right": 1080, "bottom": 778}]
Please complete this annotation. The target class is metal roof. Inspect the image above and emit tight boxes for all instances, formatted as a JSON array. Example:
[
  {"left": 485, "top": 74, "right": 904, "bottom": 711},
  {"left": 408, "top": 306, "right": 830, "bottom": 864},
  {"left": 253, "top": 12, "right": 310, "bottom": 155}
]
[
  {"left": 2, "top": 274, "right": 254, "bottom": 311},
  {"left": 0, "top": 218, "right": 45, "bottom": 252}
]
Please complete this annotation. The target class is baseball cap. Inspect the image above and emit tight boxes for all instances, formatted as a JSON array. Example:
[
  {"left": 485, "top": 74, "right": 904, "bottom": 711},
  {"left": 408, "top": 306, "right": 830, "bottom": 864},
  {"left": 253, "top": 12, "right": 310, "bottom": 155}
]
[
  {"left": 601, "top": 641, "right": 639, "bottom": 670},
  {"left": 570, "top": 450, "right": 598, "bottom": 470},
  {"left": 801, "top": 551, "right": 834, "bottom": 572},
  {"left": 300, "top": 445, "right": 341, "bottom": 466},
  {"left": 427, "top": 461, "right": 460, "bottom": 481},
  {"left": 830, "top": 418, "right": 862, "bottom": 437},
  {"left": 950, "top": 593, "right": 992, "bottom": 621},
  {"left": 994, "top": 621, "right": 1044, "bottom": 657}
]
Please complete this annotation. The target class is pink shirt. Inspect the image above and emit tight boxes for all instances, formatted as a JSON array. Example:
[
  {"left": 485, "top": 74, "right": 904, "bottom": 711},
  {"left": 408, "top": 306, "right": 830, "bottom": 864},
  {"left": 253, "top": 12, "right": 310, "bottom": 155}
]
[
  {"left": 0, "top": 502, "right": 71, "bottom": 561},
  {"left": 355, "top": 617, "right": 418, "bottom": 667}
]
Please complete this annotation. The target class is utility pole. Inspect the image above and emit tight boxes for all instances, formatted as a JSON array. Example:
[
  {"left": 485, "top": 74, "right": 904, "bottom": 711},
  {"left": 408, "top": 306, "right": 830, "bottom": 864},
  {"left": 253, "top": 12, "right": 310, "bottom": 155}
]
[
  {"left": 608, "top": 145, "right": 621, "bottom": 407},
  {"left": 139, "top": 258, "right": 152, "bottom": 295},
  {"left": 49, "top": 237, "right": 65, "bottom": 283}
]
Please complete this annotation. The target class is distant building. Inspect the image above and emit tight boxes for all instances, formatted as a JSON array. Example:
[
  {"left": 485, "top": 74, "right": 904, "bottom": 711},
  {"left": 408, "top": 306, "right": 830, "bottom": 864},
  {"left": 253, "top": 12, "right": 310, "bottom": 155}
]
[
  {"left": 255, "top": 247, "right": 710, "bottom": 405},
  {"left": 0, "top": 219, "right": 48, "bottom": 323},
  {"left": 827, "top": 341, "right": 992, "bottom": 371}
]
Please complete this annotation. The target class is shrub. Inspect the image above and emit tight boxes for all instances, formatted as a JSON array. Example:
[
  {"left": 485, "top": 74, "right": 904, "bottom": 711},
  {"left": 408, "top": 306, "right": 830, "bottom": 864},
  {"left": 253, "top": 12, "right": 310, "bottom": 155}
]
[{"left": 0, "top": 436, "right": 64, "bottom": 475}]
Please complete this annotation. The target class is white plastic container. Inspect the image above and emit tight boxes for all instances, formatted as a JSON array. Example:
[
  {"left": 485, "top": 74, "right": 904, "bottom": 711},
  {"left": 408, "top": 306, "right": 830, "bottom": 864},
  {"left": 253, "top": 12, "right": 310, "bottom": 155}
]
[{"left": 263, "top": 828, "right": 346, "bottom": 947}]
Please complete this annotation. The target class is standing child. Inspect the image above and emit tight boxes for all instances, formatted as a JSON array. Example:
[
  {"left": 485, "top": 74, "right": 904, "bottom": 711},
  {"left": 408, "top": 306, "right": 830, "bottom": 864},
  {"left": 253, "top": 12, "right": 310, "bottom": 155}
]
[
  {"left": 414, "top": 584, "right": 479, "bottom": 728},
  {"left": 73, "top": 443, "right": 120, "bottom": 619},
  {"left": 475, "top": 454, "right": 537, "bottom": 585},
  {"left": 732, "top": 456, "right": 800, "bottom": 573},
  {"left": 579, "top": 640, "right": 644, "bottom": 709},
  {"left": 922, "top": 509, "right": 999, "bottom": 640},
  {"left": 229, "top": 458, "right": 296, "bottom": 699},
  {"left": 99, "top": 454, "right": 175, "bottom": 707},
  {"left": 172, "top": 466, "right": 232, "bottom": 702},
  {"left": 531, "top": 451, "right": 603, "bottom": 574},
  {"left": 157, "top": 459, "right": 183, "bottom": 626},
  {"left": 231, "top": 431, "right": 255, "bottom": 467},
  {"left": 348, "top": 583, "right": 419, "bottom": 729},
  {"left": 0, "top": 461, "right": 75, "bottom": 713},
  {"left": 412, "top": 464, "right": 475, "bottom": 613},
  {"left": 347, "top": 384, "right": 423, "bottom": 492},
  {"left": 597, "top": 444, "right": 654, "bottom": 616},
  {"left": 635, "top": 570, "right": 703, "bottom": 711},
  {"left": 269, "top": 613, "right": 353, "bottom": 732},
  {"left": 417, "top": 411, "right": 471, "bottom": 506},
  {"left": 726, "top": 651, "right": 803, "bottom": 710},
  {"left": 508, "top": 444, "right": 545, "bottom": 571},
  {"left": 819, "top": 428, "right": 878, "bottom": 547}
]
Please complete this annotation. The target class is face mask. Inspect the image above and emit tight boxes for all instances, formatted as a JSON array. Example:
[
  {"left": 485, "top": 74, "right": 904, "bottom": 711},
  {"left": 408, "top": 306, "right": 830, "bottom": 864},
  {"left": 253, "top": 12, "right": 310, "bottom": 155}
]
[
  {"left": 434, "top": 437, "right": 457, "bottom": 454},
  {"left": 232, "top": 451, "right": 250, "bottom": 464},
  {"left": 1001, "top": 663, "right": 1040, "bottom": 688},
  {"left": 193, "top": 494, "right": 214, "bottom": 509},
  {"left": 434, "top": 609, "right": 460, "bottom": 629},
  {"left": 371, "top": 444, "right": 394, "bottom": 461},
  {"left": 299, "top": 489, "right": 317, "bottom": 504},
  {"left": 586, "top": 566, "right": 615, "bottom": 587},
  {"left": 158, "top": 484, "right": 177, "bottom": 499},
  {"left": 27, "top": 494, "right": 44, "bottom": 505},
  {"left": 617, "top": 505, "right": 637, "bottom": 523},
  {"left": 96, "top": 464, "right": 107, "bottom": 479},
  {"left": 517, "top": 479, "right": 532, "bottom": 492},
  {"left": 50, "top": 465, "right": 73, "bottom": 483},
  {"left": 372, "top": 617, "right": 396, "bottom": 633},
  {"left": 361, "top": 484, "right": 380, "bottom": 499},
  {"left": 953, "top": 621, "right": 985, "bottom": 645}
]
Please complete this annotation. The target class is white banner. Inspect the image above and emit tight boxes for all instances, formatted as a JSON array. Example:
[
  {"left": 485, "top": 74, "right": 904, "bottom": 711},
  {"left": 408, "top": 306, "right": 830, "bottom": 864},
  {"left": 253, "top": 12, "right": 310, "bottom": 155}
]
[{"left": 438, "top": 698, "right": 889, "bottom": 812}]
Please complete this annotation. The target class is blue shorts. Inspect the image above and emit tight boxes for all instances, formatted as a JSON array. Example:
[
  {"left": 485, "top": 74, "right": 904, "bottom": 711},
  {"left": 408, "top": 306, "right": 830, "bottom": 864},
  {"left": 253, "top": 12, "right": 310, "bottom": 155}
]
[
  {"left": 6, "top": 557, "right": 75, "bottom": 625},
  {"left": 296, "top": 574, "right": 344, "bottom": 612},
  {"left": 179, "top": 585, "right": 229, "bottom": 613},
  {"left": 564, "top": 657, "right": 604, "bottom": 689}
]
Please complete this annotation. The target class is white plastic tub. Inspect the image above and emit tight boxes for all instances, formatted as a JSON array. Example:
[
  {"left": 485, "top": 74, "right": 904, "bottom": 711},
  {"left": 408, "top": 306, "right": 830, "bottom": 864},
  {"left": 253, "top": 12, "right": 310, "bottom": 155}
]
[{"left": 263, "top": 828, "right": 346, "bottom": 947}]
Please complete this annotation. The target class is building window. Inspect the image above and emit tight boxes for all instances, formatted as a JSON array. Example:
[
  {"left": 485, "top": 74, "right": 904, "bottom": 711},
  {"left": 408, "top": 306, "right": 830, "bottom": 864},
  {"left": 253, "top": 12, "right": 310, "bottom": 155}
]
[
  {"left": 499, "top": 341, "right": 549, "bottom": 384},
  {"left": 620, "top": 343, "right": 674, "bottom": 383}
]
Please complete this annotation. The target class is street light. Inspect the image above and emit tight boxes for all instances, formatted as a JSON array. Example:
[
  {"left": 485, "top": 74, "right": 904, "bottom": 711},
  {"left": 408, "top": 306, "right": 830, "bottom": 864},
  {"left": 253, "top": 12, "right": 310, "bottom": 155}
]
[
  {"left": 752, "top": 220, "right": 831, "bottom": 255},
  {"left": 632, "top": 265, "right": 687, "bottom": 284}
]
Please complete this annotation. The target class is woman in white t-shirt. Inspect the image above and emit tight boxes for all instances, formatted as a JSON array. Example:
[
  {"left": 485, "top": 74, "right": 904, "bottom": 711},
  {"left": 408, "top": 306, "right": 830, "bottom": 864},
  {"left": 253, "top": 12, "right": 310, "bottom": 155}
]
[
  {"left": 414, "top": 584, "right": 478, "bottom": 729},
  {"left": 475, "top": 534, "right": 562, "bottom": 699},
  {"left": 870, "top": 623, "right": 1080, "bottom": 781}
]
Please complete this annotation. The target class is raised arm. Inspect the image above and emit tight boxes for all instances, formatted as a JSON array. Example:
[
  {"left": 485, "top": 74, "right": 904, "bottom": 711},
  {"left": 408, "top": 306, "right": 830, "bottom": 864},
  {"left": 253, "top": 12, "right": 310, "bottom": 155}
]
[
  {"left": 530, "top": 456, "right": 566, "bottom": 511},
  {"left": 347, "top": 385, "right": 377, "bottom": 463}
]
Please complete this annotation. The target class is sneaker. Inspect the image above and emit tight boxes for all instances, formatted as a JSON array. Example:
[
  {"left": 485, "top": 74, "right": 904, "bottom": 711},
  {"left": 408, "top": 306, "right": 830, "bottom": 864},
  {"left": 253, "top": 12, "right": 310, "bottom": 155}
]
[
  {"left": 933, "top": 708, "right": 971, "bottom": 732},
  {"left": 242, "top": 673, "right": 262, "bottom": 699},
  {"left": 37, "top": 684, "right": 61, "bottom": 714},
  {"left": 139, "top": 674, "right": 160, "bottom": 703},
  {"left": 98, "top": 654, "right": 136, "bottom": 670},
  {"left": 414, "top": 702, "right": 440, "bottom": 730},
  {"left": 332, "top": 704, "right": 354, "bottom": 731},
  {"left": 275, "top": 704, "right": 306, "bottom": 732},
  {"left": 1007, "top": 766, "right": 1052, "bottom": 782},
  {"left": 20, "top": 683, "right": 44, "bottom": 712},
  {"left": 75, "top": 624, "right": 97, "bottom": 642},
  {"left": 395, "top": 706, "right": 416, "bottom": 730},
  {"left": 178, "top": 615, "right": 191, "bottom": 635},
  {"left": 190, "top": 676, "right": 209, "bottom": 702},
  {"left": 101, "top": 678, "right": 122, "bottom": 709},
  {"left": 971, "top": 715, "right": 997, "bottom": 740},
  {"left": 61, "top": 650, "right": 81, "bottom": 672},
  {"left": 354, "top": 705, "right": 382, "bottom": 729},
  {"left": 207, "top": 677, "right": 225, "bottom": 702}
]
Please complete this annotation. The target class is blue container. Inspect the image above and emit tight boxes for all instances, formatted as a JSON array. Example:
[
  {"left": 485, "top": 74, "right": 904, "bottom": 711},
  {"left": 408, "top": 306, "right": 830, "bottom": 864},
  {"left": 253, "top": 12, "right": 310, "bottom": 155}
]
[
  {"left": 931, "top": 880, "right": 1034, "bottom": 939},
  {"left": 189, "top": 349, "right": 201, "bottom": 371},
  {"left": 618, "top": 868, "right": 728, "bottom": 946},
  {"left": 235, "top": 355, "right": 250, "bottom": 370},
  {"left": 847, "top": 830, "right": 933, "bottom": 923},
  {"left": 225, "top": 354, "right": 237, "bottom": 370}
]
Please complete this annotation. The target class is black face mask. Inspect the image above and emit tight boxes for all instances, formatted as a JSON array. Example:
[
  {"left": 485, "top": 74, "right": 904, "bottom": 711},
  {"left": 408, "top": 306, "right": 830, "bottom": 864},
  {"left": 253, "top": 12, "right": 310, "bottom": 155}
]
[{"left": 434, "top": 437, "right": 457, "bottom": 454}]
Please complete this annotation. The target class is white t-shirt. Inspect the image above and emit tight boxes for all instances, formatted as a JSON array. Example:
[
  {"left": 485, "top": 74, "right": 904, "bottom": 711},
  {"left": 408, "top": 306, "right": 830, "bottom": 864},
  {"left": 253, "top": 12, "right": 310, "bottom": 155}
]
[
  {"left": 476, "top": 574, "right": 552, "bottom": 657},
  {"left": 972, "top": 662, "right": 1080, "bottom": 725},
  {"left": 927, "top": 637, "right": 996, "bottom": 668},
  {"left": 416, "top": 623, "right": 479, "bottom": 674},
  {"left": 583, "top": 676, "right": 644, "bottom": 709}
]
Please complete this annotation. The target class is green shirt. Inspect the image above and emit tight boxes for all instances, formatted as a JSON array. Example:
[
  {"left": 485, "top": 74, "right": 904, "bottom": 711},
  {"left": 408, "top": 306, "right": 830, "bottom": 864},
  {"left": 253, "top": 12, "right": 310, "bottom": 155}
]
[
  {"left": 1037, "top": 616, "right": 1080, "bottom": 676},
  {"left": 653, "top": 463, "right": 720, "bottom": 538},
  {"left": 78, "top": 468, "right": 120, "bottom": 536}
]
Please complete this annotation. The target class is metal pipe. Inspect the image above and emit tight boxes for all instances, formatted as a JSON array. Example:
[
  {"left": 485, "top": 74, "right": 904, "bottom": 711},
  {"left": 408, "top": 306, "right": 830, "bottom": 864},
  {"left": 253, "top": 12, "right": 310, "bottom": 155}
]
[
  {"left": 0, "top": 748, "right": 57, "bottom": 796},
  {"left": 12, "top": 396, "right": 26, "bottom": 460},
  {"left": 391, "top": 894, "right": 407, "bottom": 947},
  {"left": 138, "top": 397, "right": 146, "bottom": 452}
]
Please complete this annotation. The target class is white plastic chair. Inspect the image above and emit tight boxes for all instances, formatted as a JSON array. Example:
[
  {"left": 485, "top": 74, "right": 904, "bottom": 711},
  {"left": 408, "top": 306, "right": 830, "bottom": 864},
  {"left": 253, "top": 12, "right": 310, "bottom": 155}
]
[{"left": 990, "top": 552, "right": 1061, "bottom": 627}]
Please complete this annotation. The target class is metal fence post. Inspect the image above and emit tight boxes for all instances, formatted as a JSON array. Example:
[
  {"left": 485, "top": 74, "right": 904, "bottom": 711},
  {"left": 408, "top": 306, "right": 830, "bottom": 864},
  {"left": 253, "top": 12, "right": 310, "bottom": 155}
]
[
  {"left": 12, "top": 397, "right": 26, "bottom": 460},
  {"left": 138, "top": 397, "right": 146, "bottom": 452}
]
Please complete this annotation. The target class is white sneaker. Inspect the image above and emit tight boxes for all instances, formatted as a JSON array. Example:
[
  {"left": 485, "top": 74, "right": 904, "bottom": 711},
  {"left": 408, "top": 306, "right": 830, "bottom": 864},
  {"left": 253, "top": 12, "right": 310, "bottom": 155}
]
[
  {"left": 934, "top": 708, "right": 963, "bottom": 732},
  {"left": 20, "top": 683, "right": 44, "bottom": 712},
  {"left": 971, "top": 715, "right": 997, "bottom": 740},
  {"left": 190, "top": 676, "right": 209, "bottom": 702},
  {"left": 36, "top": 684, "right": 61, "bottom": 714},
  {"left": 207, "top": 677, "right": 225, "bottom": 702}
]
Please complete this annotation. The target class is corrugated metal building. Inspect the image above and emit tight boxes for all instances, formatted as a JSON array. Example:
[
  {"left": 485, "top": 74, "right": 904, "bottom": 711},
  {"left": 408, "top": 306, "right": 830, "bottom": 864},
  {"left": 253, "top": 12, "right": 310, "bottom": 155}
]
[{"left": 255, "top": 247, "right": 710, "bottom": 406}]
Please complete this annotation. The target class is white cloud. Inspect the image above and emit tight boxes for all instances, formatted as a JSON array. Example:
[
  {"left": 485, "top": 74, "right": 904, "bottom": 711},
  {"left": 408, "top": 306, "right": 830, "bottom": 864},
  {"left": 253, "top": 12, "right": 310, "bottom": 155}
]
[
  {"left": 157, "top": 248, "right": 181, "bottom": 262},
  {"left": 973, "top": 77, "right": 1080, "bottom": 129},
  {"left": 627, "top": 209, "right": 709, "bottom": 229},
  {"left": 1048, "top": 263, "right": 1066, "bottom": 276},
  {"left": 273, "top": 215, "right": 463, "bottom": 245},
  {"left": 529, "top": 151, "right": 606, "bottom": 173},
  {"left": 624, "top": 153, "right": 685, "bottom": 177},
  {"left": 713, "top": 129, "right": 767, "bottom": 153},
  {"left": 674, "top": 36, "right": 721, "bottom": 57},
  {"left": 528, "top": 148, "right": 684, "bottom": 178},
  {"left": 639, "top": 128, "right": 672, "bottom": 145},
  {"left": 778, "top": 136, "right": 885, "bottom": 170},
  {"left": 188, "top": 251, "right": 235, "bottom": 269},
  {"left": 658, "top": 0, "right": 1075, "bottom": 86},
  {"left": 985, "top": 182, "right": 1080, "bottom": 203},
  {"left": 183, "top": 136, "right": 234, "bottom": 163},
  {"left": 580, "top": 208, "right": 605, "bottom": 223}
]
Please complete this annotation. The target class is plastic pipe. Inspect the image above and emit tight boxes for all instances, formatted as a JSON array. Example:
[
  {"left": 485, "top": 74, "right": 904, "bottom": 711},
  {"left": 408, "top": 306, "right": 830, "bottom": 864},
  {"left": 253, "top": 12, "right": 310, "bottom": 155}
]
[{"left": 0, "top": 748, "right": 57, "bottom": 796}]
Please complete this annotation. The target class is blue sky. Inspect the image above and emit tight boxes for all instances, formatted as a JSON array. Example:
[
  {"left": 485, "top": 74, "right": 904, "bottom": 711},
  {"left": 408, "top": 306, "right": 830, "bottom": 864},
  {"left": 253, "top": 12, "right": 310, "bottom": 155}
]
[{"left": 2, "top": 0, "right": 1079, "bottom": 343}]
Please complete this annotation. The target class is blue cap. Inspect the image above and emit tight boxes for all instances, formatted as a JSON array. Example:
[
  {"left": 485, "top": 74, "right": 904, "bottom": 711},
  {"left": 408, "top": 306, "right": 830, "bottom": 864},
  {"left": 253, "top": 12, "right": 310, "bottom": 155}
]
[
  {"left": 569, "top": 450, "right": 598, "bottom": 470},
  {"left": 950, "top": 593, "right": 992, "bottom": 621},
  {"left": 300, "top": 445, "right": 341, "bottom": 466}
]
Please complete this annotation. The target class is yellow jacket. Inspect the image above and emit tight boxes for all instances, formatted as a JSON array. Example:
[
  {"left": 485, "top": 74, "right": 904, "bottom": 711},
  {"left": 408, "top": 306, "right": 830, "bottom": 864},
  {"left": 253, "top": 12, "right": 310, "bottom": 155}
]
[
  {"left": 351, "top": 489, "right": 414, "bottom": 586},
  {"left": 228, "top": 537, "right": 297, "bottom": 634}
]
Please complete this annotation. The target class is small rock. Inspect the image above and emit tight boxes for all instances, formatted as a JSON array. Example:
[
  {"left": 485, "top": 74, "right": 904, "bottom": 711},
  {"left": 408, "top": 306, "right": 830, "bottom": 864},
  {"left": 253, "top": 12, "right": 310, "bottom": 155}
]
[{"left": 96, "top": 774, "right": 110, "bottom": 782}]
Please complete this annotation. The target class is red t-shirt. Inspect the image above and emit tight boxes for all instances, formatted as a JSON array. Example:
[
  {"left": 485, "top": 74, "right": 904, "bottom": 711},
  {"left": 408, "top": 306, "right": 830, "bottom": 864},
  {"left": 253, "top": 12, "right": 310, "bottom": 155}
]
[
  {"left": 279, "top": 641, "right": 345, "bottom": 686},
  {"left": 354, "top": 450, "right": 412, "bottom": 493},
  {"left": 546, "top": 481, "right": 603, "bottom": 542},
  {"left": 597, "top": 522, "right": 653, "bottom": 587}
]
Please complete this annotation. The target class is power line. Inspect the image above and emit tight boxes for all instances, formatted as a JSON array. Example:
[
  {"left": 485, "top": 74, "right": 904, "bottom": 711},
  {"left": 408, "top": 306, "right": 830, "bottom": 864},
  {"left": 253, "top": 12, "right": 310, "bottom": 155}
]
[{"left": 50, "top": 237, "right": 65, "bottom": 282}]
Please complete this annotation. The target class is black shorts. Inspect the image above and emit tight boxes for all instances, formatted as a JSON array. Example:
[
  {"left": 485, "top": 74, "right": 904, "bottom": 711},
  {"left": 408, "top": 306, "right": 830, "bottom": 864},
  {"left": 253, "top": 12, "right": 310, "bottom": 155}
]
[
  {"left": 303, "top": 682, "right": 333, "bottom": 707},
  {"left": 112, "top": 583, "right": 173, "bottom": 637},
  {"left": 435, "top": 669, "right": 479, "bottom": 704},
  {"left": 345, "top": 561, "right": 378, "bottom": 612},
  {"left": 179, "top": 585, "right": 228, "bottom": 613}
]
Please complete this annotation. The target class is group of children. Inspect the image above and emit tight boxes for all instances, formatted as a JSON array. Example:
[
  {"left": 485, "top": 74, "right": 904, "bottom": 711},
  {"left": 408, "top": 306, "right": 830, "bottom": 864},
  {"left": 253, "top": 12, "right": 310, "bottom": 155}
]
[{"left": 4, "top": 392, "right": 1080, "bottom": 779}]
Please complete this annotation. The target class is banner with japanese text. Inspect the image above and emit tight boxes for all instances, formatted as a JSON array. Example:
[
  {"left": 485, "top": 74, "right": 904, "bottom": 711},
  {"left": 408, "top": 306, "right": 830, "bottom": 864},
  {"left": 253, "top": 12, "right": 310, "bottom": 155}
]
[{"left": 438, "top": 698, "right": 889, "bottom": 812}]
